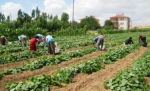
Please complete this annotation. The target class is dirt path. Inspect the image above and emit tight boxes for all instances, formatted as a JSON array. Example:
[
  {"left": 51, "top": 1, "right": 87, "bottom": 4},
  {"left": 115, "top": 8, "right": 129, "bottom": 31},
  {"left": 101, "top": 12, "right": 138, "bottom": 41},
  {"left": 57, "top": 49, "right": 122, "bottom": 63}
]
[
  {"left": 0, "top": 55, "right": 48, "bottom": 71},
  {"left": 50, "top": 46, "right": 149, "bottom": 91},
  {"left": 0, "top": 44, "right": 122, "bottom": 91},
  {"left": 0, "top": 50, "right": 107, "bottom": 91},
  {"left": 0, "top": 41, "right": 118, "bottom": 71},
  {"left": 0, "top": 45, "right": 91, "bottom": 71}
]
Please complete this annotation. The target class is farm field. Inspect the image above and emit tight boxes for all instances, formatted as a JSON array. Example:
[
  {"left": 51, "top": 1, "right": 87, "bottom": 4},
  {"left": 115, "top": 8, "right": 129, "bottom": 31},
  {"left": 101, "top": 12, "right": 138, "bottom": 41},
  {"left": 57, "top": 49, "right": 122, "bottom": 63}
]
[{"left": 1, "top": 32, "right": 150, "bottom": 91}]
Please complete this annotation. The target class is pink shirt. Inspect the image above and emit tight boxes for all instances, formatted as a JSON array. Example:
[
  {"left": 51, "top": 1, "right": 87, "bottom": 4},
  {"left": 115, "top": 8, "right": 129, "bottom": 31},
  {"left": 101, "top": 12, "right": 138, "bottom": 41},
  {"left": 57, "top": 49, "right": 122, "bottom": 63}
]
[{"left": 98, "top": 35, "right": 105, "bottom": 39}]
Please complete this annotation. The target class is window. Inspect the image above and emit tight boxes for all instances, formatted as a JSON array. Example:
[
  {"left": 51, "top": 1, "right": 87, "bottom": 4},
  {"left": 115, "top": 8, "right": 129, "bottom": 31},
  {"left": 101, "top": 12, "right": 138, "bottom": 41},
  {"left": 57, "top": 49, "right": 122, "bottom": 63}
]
[
  {"left": 120, "top": 27, "right": 124, "bottom": 29},
  {"left": 120, "top": 22, "right": 124, "bottom": 25},
  {"left": 120, "top": 18, "right": 124, "bottom": 20}
]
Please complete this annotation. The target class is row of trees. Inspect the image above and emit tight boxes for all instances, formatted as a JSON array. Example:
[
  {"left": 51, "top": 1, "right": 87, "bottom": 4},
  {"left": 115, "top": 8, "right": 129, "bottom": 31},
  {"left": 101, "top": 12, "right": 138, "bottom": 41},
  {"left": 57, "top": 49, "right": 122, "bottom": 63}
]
[{"left": 0, "top": 7, "right": 114, "bottom": 39}]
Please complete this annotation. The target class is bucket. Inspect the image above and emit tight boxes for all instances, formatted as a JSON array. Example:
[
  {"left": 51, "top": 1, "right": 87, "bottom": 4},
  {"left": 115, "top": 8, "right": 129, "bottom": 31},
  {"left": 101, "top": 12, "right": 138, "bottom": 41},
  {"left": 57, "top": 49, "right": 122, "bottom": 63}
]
[{"left": 55, "top": 48, "right": 60, "bottom": 53}]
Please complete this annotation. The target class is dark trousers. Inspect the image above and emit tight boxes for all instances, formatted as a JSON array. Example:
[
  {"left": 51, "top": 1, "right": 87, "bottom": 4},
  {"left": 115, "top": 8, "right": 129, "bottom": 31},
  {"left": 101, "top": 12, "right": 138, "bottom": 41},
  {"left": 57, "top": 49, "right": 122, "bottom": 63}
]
[
  {"left": 48, "top": 41, "right": 55, "bottom": 54},
  {"left": 1, "top": 37, "right": 6, "bottom": 45},
  {"left": 140, "top": 37, "right": 147, "bottom": 47},
  {"left": 96, "top": 38, "right": 104, "bottom": 50}
]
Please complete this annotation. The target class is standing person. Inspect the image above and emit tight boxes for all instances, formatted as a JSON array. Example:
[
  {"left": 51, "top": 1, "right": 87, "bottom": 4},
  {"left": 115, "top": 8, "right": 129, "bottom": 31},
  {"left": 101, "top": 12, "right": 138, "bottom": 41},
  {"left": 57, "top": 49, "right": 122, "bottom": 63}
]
[
  {"left": 139, "top": 34, "right": 147, "bottom": 47},
  {"left": 29, "top": 36, "right": 39, "bottom": 51},
  {"left": 0, "top": 36, "right": 7, "bottom": 45},
  {"left": 18, "top": 35, "right": 27, "bottom": 46},
  {"left": 124, "top": 37, "right": 134, "bottom": 45},
  {"left": 93, "top": 35, "right": 106, "bottom": 50},
  {"left": 46, "top": 33, "right": 55, "bottom": 54},
  {"left": 36, "top": 34, "right": 44, "bottom": 43}
]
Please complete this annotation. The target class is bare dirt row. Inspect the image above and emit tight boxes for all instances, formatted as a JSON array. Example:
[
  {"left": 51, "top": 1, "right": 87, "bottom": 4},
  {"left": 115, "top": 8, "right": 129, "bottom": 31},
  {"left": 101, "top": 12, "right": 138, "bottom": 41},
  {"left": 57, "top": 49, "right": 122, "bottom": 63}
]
[
  {"left": 50, "top": 46, "right": 149, "bottom": 91},
  {"left": 0, "top": 44, "right": 122, "bottom": 90}
]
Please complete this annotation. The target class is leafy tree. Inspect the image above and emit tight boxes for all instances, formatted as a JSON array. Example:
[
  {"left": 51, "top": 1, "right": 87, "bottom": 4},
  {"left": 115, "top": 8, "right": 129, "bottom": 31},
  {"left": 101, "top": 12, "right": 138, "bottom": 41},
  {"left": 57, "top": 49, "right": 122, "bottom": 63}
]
[
  {"left": 31, "top": 9, "right": 35, "bottom": 18},
  {"left": 104, "top": 20, "right": 113, "bottom": 26},
  {"left": 23, "top": 12, "right": 31, "bottom": 22},
  {"left": 79, "top": 16, "right": 101, "bottom": 30},
  {"left": 1, "top": 14, "right": 5, "bottom": 22},
  {"left": 18, "top": 9, "right": 23, "bottom": 18},
  {"left": 6, "top": 15, "right": 10, "bottom": 22},
  {"left": 103, "top": 20, "right": 114, "bottom": 30},
  {"left": 0, "top": 13, "right": 2, "bottom": 22},
  {"left": 60, "top": 12, "right": 69, "bottom": 28},
  {"left": 35, "top": 7, "right": 40, "bottom": 17}
]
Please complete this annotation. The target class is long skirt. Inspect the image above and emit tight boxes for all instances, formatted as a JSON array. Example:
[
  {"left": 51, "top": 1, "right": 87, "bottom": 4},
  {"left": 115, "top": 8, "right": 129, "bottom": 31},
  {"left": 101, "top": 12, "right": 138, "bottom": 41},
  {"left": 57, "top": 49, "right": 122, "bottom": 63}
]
[
  {"left": 0, "top": 36, "right": 6, "bottom": 45},
  {"left": 48, "top": 41, "right": 55, "bottom": 54}
]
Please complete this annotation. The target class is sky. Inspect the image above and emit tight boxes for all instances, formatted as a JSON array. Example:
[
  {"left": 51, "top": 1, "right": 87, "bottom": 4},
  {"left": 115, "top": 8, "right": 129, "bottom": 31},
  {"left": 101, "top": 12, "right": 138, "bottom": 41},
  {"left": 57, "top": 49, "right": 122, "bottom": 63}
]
[{"left": 0, "top": 0, "right": 150, "bottom": 26}]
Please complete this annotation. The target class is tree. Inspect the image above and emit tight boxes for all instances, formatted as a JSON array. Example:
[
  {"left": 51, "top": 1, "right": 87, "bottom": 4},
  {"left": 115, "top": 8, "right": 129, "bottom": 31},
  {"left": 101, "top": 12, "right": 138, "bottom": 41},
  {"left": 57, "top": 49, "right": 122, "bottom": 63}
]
[
  {"left": 1, "top": 14, "right": 5, "bottom": 22},
  {"left": 104, "top": 20, "right": 113, "bottom": 26},
  {"left": 0, "top": 13, "right": 2, "bottom": 22},
  {"left": 79, "top": 16, "right": 101, "bottom": 30},
  {"left": 103, "top": 20, "right": 114, "bottom": 29},
  {"left": 35, "top": 7, "right": 40, "bottom": 17},
  {"left": 6, "top": 15, "right": 10, "bottom": 22},
  {"left": 23, "top": 12, "right": 31, "bottom": 22},
  {"left": 18, "top": 9, "right": 23, "bottom": 18},
  {"left": 60, "top": 12, "right": 69, "bottom": 28},
  {"left": 31, "top": 9, "right": 35, "bottom": 18}
]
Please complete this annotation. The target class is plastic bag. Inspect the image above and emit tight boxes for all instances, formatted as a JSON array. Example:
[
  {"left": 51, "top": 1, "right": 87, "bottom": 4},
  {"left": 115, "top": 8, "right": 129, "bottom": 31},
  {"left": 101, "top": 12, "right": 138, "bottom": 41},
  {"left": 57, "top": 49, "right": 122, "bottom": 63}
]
[{"left": 99, "top": 45, "right": 105, "bottom": 50}]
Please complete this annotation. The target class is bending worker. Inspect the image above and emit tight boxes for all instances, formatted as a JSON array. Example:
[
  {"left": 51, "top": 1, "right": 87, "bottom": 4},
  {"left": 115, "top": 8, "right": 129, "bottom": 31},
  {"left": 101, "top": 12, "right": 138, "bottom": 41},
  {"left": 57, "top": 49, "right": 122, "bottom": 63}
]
[
  {"left": 46, "top": 33, "right": 55, "bottom": 54},
  {"left": 139, "top": 34, "right": 147, "bottom": 47},
  {"left": 93, "top": 35, "right": 106, "bottom": 50},
  {"left": 29, "top": 36, "right": 39, "bottom": 51},
  {"left": 18, "top": 35, "right": 27, "bottom": 46},
  {"left": 36, "top": 34, "right": 44, "bottom": 43}
]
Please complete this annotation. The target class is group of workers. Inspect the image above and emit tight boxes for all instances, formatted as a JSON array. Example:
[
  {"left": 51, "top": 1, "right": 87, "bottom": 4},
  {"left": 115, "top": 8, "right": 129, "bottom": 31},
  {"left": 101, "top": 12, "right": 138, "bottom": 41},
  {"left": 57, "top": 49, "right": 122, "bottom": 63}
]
[
  {"left": 123, "top": 34, "right": 147, "bottom": 47},
  {"left": 0, "top": 33, "right": 56, "bottom": 55},
  {"left": 0, "top": 33, "right": 148, "bottom": 53},
  {"left": 92, "top": 34, "right": 147, "bottom": 51}
]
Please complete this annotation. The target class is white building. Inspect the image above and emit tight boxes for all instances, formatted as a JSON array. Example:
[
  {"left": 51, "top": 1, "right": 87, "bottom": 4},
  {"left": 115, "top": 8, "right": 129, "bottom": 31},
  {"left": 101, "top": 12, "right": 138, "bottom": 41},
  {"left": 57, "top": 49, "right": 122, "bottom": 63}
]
[{"left": 110, "top": 14, "right": 130, "bottom": 30}]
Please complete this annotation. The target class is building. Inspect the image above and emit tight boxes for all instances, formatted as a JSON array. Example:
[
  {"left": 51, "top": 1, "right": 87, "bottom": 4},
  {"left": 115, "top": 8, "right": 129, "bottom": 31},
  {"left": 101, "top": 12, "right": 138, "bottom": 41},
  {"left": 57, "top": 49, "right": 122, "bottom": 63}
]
[{"left": 110, "top": 14, "right": 130, "bottom": 30}]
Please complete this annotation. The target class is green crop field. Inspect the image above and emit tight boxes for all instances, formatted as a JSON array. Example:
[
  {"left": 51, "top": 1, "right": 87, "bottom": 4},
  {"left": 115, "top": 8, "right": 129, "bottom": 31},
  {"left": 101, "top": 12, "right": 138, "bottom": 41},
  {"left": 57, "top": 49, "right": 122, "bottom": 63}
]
[{"left": 1, "top": 31, "right": 150, "bottom": 91}]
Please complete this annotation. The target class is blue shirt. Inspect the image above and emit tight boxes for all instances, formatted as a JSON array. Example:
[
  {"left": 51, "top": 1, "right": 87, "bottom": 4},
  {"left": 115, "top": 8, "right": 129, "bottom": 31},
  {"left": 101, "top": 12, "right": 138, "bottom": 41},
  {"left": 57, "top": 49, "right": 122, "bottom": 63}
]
[
  {"left": 46, "top": 35, "right": 54, "bottom": 43},
  {"left": 18, "top": 35, "right": 25, "bottom": 40}
]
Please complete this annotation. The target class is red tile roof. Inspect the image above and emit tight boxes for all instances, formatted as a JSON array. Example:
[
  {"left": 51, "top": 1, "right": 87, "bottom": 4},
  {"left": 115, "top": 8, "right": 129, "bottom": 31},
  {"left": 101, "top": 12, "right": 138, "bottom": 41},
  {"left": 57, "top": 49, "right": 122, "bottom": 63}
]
[{"left": 110, "top": 14, "right": 128, "bottom": 18}]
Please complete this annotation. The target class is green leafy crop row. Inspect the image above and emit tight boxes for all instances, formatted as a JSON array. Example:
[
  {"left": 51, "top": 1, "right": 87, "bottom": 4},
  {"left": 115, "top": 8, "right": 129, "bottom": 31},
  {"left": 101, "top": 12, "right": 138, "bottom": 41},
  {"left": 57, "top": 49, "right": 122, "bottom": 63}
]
[{"left": 5, "top": 44, "right": 139, "bottom": 91}]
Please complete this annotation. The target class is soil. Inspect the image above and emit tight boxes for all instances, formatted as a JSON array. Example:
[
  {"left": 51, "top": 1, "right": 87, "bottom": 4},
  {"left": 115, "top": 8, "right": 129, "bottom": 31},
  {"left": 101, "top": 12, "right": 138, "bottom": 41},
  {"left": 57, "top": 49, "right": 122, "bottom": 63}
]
[
  {"left": 0, "top": 45, "right": 90, "bottom": 71},
  {"left": 145, "top": 77, "right": 150, "bottom": 86},
  {"left": 0, "top": 44, "right": 149, "bottom": 91},
  {"left": 50, "top": 46, "right": 149, "bottom": 91}
]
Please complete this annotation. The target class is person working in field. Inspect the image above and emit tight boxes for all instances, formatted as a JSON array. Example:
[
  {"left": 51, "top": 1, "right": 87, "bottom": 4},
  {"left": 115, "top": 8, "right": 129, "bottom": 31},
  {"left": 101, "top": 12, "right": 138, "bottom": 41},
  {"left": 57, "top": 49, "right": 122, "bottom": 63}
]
[
  {"left": 139, "top": 34, "right": 147, "bottom": 47},
  {"left": 124, "top": 37, "right": 134, "bottom": 45},
  {"left": 18, "top": 35, "right": 27, "bottom": 46},
  {"left": 36, "top": 34, "right": 44, "bottom": 43},
  {"left": 29, "top": 36, "right": 39, "bottom": 51},
  {"left": 46, "top": 33, "right": 55, "bottom": 54},
  {"left": 0, "top": 36, "right": 7, "bottom": 45},
  {"left": 93, "top": 35, "right": 106, "bottom": 51}
]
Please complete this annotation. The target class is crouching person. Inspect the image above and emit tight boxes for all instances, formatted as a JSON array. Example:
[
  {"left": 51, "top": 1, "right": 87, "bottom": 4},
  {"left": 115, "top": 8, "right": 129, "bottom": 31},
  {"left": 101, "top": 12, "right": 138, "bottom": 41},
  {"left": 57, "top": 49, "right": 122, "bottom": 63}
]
[{"left": 124, "top": 37, "right": 134, "bottom": 45}]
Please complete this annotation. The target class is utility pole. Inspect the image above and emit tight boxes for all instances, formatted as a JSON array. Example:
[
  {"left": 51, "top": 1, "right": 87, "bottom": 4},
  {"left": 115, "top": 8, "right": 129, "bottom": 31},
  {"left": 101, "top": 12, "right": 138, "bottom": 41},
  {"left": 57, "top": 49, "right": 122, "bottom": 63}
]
[{"left": 72, "top": 0, "right": 74, "bottom": 30}]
